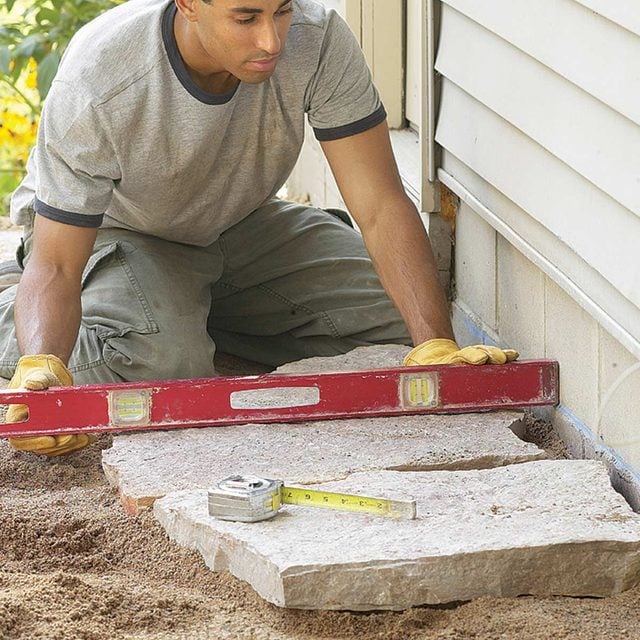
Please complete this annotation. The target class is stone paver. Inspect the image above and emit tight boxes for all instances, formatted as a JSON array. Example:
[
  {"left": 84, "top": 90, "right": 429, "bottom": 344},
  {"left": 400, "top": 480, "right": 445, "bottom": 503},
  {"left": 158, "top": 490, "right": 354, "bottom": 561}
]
[
  {"left": 154, "top": 460, "right": 640, "bottom": 610},
  {"left": 102, "top": 410, "right": 541, "bottom": 514},
  {"left": 102, "top": 345, "right": 544, "bottom": 514}
]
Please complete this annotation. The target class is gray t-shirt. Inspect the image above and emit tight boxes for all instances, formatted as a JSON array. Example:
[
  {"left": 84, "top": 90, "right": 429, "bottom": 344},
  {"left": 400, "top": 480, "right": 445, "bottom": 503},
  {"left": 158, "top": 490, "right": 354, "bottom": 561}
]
[{"left": 10, "top": 0, "right": 385, "bottom": 246}]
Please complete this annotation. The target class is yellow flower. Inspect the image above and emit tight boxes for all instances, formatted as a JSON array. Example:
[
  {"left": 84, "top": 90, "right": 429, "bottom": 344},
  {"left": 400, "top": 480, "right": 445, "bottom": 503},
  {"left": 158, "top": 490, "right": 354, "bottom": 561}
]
[
  {"left": 2, "top": 111, "right": 31, "bottom": 135},
  {"left": 0, "top": 126, "right": 12, "bottom": 145},
  {"left": 25, "top": 58, "right": 38, "bottom": 90},
  {"left": 0, "top": 93, "right": 39, "bottom": 170}
]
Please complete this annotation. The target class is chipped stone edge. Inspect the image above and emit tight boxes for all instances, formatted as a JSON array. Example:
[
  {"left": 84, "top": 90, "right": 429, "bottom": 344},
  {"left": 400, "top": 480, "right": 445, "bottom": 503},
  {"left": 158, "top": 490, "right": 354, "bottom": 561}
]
[
  {"left": 102, "top": 458, "right": 158, "bottom": 516},
  {"left": 276, "top": 541, "right": 640, "bottom": 610}
]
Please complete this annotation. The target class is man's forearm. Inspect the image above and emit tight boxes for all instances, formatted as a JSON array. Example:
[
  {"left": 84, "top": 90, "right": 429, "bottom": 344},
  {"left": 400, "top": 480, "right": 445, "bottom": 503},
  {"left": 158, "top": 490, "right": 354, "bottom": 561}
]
[
  {"left": 14, "top": 264, "right": 82, "bottom": 364},
  {"left": 361, "top": 196, "right": 454, "bottom": 346}
]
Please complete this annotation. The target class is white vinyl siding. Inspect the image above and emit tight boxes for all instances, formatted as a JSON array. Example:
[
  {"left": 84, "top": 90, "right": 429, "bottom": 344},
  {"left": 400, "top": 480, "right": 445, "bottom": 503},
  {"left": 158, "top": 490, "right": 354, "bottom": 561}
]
[
  {"left": 435, "top": 0, "right": 640, "bottom": 356},
  {"left": 571, "top": 0, "right": 640, "bottom": 38}
]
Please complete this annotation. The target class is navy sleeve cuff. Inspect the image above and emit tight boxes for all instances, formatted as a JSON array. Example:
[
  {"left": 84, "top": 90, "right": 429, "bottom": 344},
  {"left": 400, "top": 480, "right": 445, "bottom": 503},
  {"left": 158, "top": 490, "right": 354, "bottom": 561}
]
[
  {"left": 34, "top": 197, "right": 104, "bottom": 228},
  {"left": 313, "top": 105, "right": 387, "bottom": 142}
]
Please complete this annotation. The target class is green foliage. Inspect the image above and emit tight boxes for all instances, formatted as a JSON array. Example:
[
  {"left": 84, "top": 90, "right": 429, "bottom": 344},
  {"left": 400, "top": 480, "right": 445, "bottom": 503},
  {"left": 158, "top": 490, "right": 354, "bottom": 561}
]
[
  {"left": 0, "top": 0, "right": 126, "bottom": 110},
  {"left": 0, "top": 171, "right": 21, "bottom": 216},
  {"left": 0, "top": 0, "right": 125, "bottom": 215}
]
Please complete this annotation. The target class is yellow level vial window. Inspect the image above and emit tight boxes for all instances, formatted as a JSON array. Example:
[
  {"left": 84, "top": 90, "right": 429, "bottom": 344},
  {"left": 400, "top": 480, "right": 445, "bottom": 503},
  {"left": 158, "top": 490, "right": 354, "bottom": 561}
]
[
  {"left": 108, "top": 389, "right": 151, "bottom": 426},
  {"left": 400, "top": 373, "right": 438, "bottom": 408}
]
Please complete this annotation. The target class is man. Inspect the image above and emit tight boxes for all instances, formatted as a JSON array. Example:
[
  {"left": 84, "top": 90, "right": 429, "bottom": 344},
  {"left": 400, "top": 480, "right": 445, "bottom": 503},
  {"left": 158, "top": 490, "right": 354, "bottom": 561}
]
[{"left": 0, "top": 0, "right": 516, "bottom": 457}]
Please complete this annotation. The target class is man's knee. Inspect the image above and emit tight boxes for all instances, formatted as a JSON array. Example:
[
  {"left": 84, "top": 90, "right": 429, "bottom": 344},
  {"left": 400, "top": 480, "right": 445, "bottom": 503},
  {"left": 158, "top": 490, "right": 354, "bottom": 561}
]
[{"left": 101, "top": 330, "right": 216, "bottom": 382}]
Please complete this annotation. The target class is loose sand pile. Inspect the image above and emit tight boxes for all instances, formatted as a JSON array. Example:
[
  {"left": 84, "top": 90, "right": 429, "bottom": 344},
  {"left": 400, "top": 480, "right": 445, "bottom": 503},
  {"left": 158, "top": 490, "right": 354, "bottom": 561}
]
[{"left": 0, "top": 404, "right": 639, "bottom": 639}]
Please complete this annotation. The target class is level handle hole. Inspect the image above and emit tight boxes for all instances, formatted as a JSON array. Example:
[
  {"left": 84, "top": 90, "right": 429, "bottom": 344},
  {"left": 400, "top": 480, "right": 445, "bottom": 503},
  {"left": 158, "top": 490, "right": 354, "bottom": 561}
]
[{"left": 230, "top": 386, "right": 320, "bottom": 410}]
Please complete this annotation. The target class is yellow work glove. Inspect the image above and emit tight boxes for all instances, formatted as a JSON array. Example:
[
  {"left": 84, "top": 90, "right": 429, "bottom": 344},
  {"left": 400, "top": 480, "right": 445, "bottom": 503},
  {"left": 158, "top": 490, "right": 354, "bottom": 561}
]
[
  {"left": 5, "top": 354, "right": 94, "bottom": 457},
  {"left": 403, "top": 338, "right": 519, "bottom": 366}
]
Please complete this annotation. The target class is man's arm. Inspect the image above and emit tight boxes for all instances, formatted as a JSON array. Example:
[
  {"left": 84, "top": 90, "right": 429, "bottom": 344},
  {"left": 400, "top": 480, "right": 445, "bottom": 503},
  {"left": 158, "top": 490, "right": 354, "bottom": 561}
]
[
  {"left": 15, "top": 214, "right": 97, "bottom": 363},
  {"left": 320, "top": 121, "right": 453, "bottom": 346}
]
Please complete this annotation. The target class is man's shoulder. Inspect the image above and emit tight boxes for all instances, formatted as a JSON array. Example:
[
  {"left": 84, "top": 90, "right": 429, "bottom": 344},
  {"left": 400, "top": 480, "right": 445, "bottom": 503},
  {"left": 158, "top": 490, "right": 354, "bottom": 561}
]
[
  {"left": 289, "top": 0, "right": 354, "bottom": 52},
  {"left": 54, "top": 0, "right": 168, "bottom": 105},
  {"left": 291, "top": 0, "right": 328, "bottom": 29},
  {"left": 287, "top": 0, "right": 346, "bottom": 59}
]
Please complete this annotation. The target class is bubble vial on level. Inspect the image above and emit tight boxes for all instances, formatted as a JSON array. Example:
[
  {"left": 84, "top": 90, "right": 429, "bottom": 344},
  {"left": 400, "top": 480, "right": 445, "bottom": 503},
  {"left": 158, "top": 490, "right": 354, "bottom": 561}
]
[
  {"left": 400, "top": 373, "right": 438, "bottom": 409},
  {"left": 108, "top": 389, "right": 151, "bottom": 426}
]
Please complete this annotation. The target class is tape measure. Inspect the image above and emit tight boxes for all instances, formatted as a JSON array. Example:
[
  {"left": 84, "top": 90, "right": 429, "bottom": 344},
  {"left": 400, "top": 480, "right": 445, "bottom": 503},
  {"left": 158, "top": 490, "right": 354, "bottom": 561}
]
[{"left": 208, "top": 475, "right": 417, "bottom": 523}]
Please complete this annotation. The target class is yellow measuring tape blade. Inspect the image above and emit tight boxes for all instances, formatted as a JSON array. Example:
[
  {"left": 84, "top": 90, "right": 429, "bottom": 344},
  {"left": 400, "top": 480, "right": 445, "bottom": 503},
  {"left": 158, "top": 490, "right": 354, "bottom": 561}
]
[{"left": 280, "top": 486, "right": 416, "bottom": 520}]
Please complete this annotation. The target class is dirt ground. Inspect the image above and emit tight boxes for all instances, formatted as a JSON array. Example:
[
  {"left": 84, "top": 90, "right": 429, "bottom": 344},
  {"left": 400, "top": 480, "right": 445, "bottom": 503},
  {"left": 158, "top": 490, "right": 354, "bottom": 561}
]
[{"left": 0, "top": 402, "right": 639, "bottom": 640}]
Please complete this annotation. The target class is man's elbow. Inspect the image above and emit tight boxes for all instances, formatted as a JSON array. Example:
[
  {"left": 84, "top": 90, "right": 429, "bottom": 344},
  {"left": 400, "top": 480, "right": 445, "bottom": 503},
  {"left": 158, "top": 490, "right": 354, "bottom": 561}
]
[{"left": 352, "top": 192, "right": 420, "bottom": 234}]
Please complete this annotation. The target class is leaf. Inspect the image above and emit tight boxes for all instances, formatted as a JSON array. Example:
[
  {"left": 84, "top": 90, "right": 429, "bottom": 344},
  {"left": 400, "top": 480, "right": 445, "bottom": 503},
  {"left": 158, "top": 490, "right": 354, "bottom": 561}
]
[
  {"left": 10, "top": 55, "right": 25, "bottom": 82},
  {"left": 5, "top": 0, "right": 17, "bottom": 13},
  {"left": 36, "top": 8, "right": 60, "bottom": 25},
  {"left": 36, "top": 50, "right": 61, "bottom": 100},
  {"left": 0, "top": 46, "right": 10, "bottom": 75},
  {"left": 0, "top": 25, "right": 18, "bottom": 45},
  {"left": 14, "top": 35, "right": 41, "bottom": 59}
]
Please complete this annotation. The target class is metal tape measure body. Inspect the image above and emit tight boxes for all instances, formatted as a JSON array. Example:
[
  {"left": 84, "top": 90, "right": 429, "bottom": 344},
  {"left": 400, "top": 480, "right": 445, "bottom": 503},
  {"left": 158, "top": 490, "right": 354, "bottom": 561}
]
[{"left": 208, "top": 475, "right": 283, "bottom": 522}]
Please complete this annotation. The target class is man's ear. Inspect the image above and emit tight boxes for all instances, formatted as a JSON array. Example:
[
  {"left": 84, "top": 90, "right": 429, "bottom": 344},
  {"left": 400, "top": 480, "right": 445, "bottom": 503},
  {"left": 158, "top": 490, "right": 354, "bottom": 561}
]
[{"left": 174, "top": 0, "right": 200, "bottom": 23}]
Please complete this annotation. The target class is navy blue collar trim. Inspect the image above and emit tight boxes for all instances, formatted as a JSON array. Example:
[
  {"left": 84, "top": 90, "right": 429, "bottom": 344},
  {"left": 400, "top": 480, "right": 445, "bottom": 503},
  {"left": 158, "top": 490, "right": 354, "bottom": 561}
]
[{"left": 161, "top": 3, "right": 239, "bottom": 105}]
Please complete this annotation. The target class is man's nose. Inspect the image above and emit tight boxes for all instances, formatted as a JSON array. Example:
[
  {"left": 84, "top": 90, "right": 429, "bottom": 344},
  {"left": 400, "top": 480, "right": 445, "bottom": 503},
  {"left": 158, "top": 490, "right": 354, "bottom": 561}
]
[{"left": 256, "top": 21, "right": 281, "bottom": 56}]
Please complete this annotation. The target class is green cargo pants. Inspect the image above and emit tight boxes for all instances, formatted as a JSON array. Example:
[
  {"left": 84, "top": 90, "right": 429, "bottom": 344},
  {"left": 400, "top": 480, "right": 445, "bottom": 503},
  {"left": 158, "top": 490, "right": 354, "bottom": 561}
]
[{"left": 0, "top": 199, "right": 410, "bottom": 384}]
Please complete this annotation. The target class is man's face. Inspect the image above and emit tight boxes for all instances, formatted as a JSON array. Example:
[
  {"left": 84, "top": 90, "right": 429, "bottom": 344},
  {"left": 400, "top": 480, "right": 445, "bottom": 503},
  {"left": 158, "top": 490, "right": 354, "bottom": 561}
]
[{"left": 191, "top": 0, "right": 294, "bottom": 83}]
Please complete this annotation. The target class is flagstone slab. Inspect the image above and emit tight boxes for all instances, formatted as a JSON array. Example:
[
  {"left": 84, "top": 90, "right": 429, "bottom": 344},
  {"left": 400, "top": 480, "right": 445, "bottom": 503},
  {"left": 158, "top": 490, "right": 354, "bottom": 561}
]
[
  {"left": 102, "top": 345, "right": 544, "bottom": 514},
  {"left": 102, "top": 410, "right": 542, "bottom": 515},
  {"left": 154, "top": 460, "right": 640, "bottom": 610}
]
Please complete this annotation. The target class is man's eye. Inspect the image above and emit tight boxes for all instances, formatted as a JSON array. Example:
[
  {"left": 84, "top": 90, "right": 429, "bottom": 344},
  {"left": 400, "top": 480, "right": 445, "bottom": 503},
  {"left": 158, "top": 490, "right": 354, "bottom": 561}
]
[{"left": 236, "top": 4, "right": 292, "bottom": 25}]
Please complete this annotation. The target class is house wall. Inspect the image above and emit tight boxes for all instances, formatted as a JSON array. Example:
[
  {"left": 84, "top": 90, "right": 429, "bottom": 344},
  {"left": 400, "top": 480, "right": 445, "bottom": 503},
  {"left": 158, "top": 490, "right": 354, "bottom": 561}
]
[
  {"left": 437, "top": 0, "right": 640, "bottom": 500},
  {"left": 287, "top": 0, "right": 640, "bottom": 502},
  {"left": 436, "top": 0, "right": 640, "bottom": 348},
  {"left": 452, "top": 199, "right": 640, "bottom": 507}
]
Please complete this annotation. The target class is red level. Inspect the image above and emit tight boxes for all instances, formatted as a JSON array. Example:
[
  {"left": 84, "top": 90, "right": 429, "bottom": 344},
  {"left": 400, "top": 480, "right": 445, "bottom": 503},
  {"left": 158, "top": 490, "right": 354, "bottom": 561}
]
[{"left": 0, "top": 361, "right": 558, "bottom": 439}]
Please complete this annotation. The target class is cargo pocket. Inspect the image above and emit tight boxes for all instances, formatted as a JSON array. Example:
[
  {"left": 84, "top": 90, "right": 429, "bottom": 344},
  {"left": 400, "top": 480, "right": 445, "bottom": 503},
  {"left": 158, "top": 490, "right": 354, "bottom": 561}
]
[{"left": 81, "top": 242, "right": 159, "bottom": 340}]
